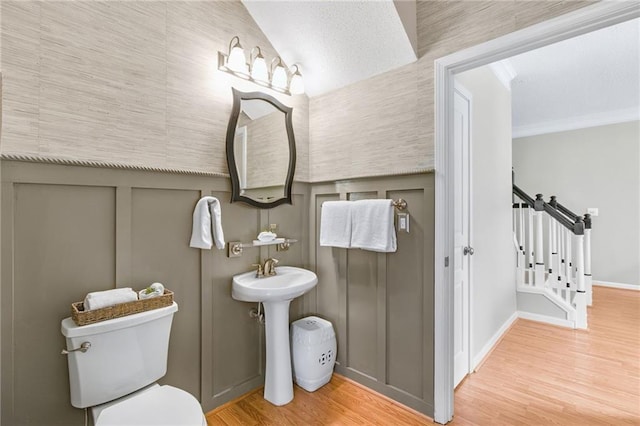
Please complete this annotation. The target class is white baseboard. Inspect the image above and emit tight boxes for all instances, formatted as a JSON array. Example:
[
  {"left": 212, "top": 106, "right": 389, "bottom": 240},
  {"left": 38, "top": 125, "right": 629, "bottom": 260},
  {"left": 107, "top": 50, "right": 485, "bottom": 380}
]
[
  {"left": 472, "top": 311, "right": 518, "bottom": 370},
  {"left": 517, "top": 311, "right": 575, "bottom": 329},
  {"left": 593, "top": 281, "right": 639, "bottom": 291}
]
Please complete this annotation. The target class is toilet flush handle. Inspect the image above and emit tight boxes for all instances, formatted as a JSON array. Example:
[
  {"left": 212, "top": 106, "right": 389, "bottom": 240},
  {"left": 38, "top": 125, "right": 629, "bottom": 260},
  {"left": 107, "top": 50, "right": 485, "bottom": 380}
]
[{"left": 61, "top": 341, "right": 91, "bottom": 355}]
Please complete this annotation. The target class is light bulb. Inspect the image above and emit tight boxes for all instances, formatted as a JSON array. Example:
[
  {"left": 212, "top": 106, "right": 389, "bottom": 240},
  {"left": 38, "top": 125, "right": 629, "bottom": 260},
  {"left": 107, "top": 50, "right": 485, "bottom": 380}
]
[
  {"left": 227, "top": 46, "right": 247, "bottom": 73},
  {"left": 251, "top": 56, "right": 268, "bottom": 82},
  {"left": 271, "top": 64, "right": 288, "bottom": 89},
  {"left": 289, "top": 71, "right": 304, "bottom": 95}
]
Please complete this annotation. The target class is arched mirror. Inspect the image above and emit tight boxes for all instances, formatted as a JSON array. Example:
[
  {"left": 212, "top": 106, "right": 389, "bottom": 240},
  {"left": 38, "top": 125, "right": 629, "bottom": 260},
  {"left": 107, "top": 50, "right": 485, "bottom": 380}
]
[{"left": 225, "top": 88, "right": 296, "bottom": 208}]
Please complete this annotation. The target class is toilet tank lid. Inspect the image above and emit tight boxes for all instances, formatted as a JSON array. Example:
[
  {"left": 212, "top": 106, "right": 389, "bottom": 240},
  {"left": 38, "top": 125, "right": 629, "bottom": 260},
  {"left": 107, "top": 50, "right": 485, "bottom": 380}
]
[{"left": 61, "top": 302, "right": 178, "bottom": 338}]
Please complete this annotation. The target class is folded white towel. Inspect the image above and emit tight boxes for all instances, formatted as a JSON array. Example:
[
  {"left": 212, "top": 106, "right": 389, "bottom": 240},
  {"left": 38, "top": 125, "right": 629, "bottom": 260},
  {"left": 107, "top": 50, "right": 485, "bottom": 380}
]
[
  {"left": 84, "top": 288, "right": 138, "bottom": 311},
  {"left": 189, "top": 196, "right": 225, "bottom": 250},
  {"left": 139, "top": 282, "right": 165, "bottom": 300},
  {"left": 319, "top": 201, "right": 352, "bottom": 248},
  {"left": 350, "top": 199, "right": 397, "bottom": 253}
]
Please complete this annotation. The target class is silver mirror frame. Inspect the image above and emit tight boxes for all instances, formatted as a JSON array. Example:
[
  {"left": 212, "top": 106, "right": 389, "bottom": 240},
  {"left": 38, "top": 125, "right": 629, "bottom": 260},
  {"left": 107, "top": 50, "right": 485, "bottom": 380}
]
[{"left": 225, "top": 88, "right": 296, "bottom": 208}]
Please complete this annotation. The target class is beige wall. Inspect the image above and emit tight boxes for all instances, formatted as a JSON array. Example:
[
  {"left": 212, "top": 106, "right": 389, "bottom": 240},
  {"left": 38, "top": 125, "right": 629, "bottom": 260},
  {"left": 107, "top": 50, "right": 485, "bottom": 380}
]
[
  {"left": 513, "top": 121, "right": 640, "bottom": 287},
  {"left": 0, "top": 1, "right": 310, "bottom": 181},
  {"left": 308, "top": 0, "right": 592, "bottom": 182}
]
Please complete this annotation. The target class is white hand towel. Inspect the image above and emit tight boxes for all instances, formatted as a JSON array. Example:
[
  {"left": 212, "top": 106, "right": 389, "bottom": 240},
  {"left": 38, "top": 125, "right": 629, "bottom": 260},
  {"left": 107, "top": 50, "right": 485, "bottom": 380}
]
[
  {"left": 139, "top": 282, "right": 165, "bottom": 300},
  {"left": 350, "top": 199, "right": 397, "bottom": 253},
  {"left": 319, "top": 201, "right": 352, "bottom": 248},
  {"left": 189, "top": 196, "right": 225, "bottom": 250},
  {"left": 84, "top": 288, "right": 138, "bottom": 311}
]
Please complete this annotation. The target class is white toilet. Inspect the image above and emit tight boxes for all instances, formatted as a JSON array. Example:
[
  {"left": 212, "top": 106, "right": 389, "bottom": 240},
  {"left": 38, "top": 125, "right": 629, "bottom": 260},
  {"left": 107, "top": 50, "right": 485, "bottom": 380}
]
[{"left": 61, "top": 302, "right": 206, "bottom": 425}]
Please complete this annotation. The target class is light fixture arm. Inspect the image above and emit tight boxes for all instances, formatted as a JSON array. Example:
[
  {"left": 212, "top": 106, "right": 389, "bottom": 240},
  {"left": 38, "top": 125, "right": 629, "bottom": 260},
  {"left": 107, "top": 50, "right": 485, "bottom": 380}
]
[
  {"left": 270, "top": 56, "right": 284, "bottom": 76},
  {"left": 228, "top": 36, "right": 241, "bottom": 55},
  {"left": 250, "top": 46, "right": 264, "bottom": 69}
]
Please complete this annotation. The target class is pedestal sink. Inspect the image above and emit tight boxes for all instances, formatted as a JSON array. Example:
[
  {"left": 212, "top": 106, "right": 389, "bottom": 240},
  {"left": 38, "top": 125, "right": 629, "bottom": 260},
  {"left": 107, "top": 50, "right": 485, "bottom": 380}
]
[{"left": 232, "top": 266, "right": 318, "bottom": 406}]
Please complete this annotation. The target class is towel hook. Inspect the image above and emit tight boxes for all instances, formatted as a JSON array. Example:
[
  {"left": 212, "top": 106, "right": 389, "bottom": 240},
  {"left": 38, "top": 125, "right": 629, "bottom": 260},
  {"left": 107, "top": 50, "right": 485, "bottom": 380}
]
[{"left": 393, "top": 199, "right": 407, "bottom": 211}]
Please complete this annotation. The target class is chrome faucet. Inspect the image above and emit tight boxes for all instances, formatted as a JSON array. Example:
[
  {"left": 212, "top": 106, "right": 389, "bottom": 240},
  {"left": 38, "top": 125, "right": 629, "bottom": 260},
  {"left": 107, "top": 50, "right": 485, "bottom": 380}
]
[{"left": 262, "top": 258, "right": 279, "bottom": 277}]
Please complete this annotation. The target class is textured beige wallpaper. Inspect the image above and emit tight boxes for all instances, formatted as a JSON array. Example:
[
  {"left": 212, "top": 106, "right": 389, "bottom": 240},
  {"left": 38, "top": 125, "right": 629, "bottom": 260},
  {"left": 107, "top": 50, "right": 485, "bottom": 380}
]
[
  {"left": 309, "top": 0, "right": 592, "bottom": 182},
  {"left": 0, "top": 1, "right": 310, "bottom": 181}
]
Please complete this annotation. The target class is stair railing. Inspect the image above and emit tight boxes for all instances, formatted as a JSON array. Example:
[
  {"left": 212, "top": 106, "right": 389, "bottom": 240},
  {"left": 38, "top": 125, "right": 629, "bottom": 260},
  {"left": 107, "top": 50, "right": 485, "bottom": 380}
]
[{"left": 512, "top": 184, "right": 591, "bottom": 329}]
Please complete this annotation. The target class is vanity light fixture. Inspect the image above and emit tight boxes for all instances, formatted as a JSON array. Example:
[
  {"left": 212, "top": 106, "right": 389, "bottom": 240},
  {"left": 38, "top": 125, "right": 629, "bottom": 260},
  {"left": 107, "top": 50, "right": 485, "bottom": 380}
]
[{"left": 218, "top": 36, "right": 304, "bottom": 96}]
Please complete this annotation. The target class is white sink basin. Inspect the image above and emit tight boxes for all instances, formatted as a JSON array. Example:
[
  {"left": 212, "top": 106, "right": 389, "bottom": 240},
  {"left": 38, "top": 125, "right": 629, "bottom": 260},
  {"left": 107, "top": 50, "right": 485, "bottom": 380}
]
[
  {"left": 231, "top": 265, "right": 318, "bottom": 407},
  {"left": 232, "top": 266, "right": 318, "bottom": 302}
]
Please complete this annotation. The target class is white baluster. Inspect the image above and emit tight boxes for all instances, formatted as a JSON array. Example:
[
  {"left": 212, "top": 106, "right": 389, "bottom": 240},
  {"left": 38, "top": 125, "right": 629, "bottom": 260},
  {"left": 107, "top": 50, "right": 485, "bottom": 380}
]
[
  {"left": 551, "top": 218, "right": 559, "bottom": 295},
  {"left": 513, "top": 206, "right": 524, "bottom": 287},
  {"left": 558, "top": 224, "right": 565, "bottom": 297},
  {"left": 547, "top": 214, "right": 553, "bottom": 286},
  {"left": 574, "top": 233, "right": 587, "bottom": 329},
  {"left": 534, "top": 211, "right": 544, "bottom": 286},
  {"left": 565, "top": 228, "right": 572, "bottom": 304},
  {"left": 527, "top": 206, "right": 534, "bottom": 284}
]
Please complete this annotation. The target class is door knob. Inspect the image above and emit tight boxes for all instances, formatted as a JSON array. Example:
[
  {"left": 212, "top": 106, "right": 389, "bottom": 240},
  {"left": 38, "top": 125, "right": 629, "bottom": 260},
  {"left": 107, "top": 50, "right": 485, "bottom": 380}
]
[{"left": 463, "top": 246, "right": 474, "bottom": 256}]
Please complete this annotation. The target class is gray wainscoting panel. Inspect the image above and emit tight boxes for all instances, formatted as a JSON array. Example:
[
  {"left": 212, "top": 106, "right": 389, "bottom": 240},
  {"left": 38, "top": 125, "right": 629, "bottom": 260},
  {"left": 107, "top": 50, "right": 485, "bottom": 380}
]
[
  {"left": 3, "top": 183, "right": 116, "bottom": 425},
  {"left": 208, "top": 194, "right": 262, "bottom": 399},
  {"left": 345, "top": 191, "right": 379, "bottom": 378},
  {"left": 130, "top": 188, "right": 203, "bottom": 399},
  {"left": 0, "top": 160, "right": 310, "bottom": 424},
  {"left": 313, "top": 193, "right": 346, "bottom": 366},
  {"left": 310, "top": 173, "right": 435, "bottom": 416}
]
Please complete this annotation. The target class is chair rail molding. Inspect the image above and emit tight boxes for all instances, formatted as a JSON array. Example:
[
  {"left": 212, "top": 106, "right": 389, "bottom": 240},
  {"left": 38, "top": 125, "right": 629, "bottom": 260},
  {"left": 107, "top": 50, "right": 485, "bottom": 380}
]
[{"left": 433, "top": 1, "right": 640, "bottom": 423}]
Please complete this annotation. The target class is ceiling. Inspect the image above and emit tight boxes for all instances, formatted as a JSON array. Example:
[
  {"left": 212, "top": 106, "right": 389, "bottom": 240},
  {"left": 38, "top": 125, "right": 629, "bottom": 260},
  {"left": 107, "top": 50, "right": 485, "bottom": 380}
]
[
  {"left": 242, "top": 0, "right": 417, "bottom": 97},
  {"left": 243, "top": 2, "right": 638, "bottom": 134},
  {"left": 509, "top": 18, "right": 640, "bottom": 137}
]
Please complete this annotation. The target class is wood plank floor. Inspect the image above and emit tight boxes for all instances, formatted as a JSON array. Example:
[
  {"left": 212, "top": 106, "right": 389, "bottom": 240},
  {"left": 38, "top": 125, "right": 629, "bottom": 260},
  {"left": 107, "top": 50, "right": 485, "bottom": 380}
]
[
  {"left": 206, "top": 374, "right": 430, "bottom": 425},
  {"left": 207, "top": 286, "right": 639, "bottom": 425},
  {"left": 452, "top": 286, "right": 640, "bottom": 425}
]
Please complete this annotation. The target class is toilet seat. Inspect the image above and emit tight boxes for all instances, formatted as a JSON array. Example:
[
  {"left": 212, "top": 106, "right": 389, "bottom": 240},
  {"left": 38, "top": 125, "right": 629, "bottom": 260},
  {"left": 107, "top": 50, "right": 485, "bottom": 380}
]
[{"left": 93, "top": 384, "right": 205, "bottom": 426}]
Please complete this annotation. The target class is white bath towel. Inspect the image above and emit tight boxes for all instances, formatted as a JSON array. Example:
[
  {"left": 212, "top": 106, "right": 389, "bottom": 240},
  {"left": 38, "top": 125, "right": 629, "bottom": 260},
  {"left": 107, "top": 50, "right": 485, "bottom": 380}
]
[
  {"left": 350, "top": 199, "right": 397, "bottom": 253},
  {"left": 84, "top": 288, "right": 138, "bottom": 311},
  {"left": 189, "top": 196, "right": 225, "bottom": 250},
  {"left": 319, "top": 201, "right": 352, "bottom": 248}
]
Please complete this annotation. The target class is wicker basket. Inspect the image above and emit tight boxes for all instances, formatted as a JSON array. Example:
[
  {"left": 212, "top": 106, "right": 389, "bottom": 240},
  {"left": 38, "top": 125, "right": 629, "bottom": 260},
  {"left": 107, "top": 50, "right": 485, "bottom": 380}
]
[{"left": 71, "top": 289, "right": 174, "bottom": 326}]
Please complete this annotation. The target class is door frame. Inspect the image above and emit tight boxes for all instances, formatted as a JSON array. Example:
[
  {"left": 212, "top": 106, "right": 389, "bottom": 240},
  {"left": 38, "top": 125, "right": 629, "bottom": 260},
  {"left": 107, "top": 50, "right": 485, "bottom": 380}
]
[
  {"left": 452, "top": 81, "right": 473, "bottom": 387},
  {"left": 433, "top": 2, "right": 640, "bottom": 423}
]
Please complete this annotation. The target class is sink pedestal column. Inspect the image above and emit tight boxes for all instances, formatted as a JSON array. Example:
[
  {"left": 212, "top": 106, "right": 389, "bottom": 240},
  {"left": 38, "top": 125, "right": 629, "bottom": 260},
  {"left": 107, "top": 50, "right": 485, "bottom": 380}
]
[{"left": 262, "top": 300, "right": 293, "bottom": 406}]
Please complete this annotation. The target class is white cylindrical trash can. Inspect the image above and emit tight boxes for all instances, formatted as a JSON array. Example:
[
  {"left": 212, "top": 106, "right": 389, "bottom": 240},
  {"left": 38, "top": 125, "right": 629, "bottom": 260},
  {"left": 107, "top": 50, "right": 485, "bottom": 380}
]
[{"left": 291, "top": 316, "right": 336, "bottom": 392}]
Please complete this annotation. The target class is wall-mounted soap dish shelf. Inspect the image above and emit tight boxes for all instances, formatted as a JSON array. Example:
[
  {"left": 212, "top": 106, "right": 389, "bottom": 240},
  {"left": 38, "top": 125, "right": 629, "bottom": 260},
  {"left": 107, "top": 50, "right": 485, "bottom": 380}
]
[{"left": 227, "top": 239, "right": 298, "bottom": 258}]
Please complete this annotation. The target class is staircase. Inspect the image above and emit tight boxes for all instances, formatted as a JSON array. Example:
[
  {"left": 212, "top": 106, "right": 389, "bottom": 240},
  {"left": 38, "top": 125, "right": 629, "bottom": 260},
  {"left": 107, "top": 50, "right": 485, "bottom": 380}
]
[{"left": 512, "top": 184, "right": 593, "bottom": 329}]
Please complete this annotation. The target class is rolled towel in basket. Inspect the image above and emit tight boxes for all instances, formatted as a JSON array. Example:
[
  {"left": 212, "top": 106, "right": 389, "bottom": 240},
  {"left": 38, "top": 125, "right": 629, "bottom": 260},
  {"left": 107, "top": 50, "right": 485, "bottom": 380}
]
[
  {"left": 84, "top": 288, "right": 138, "bottom": 311},
  {"left": 139, "top": 282, "right": 165, "bottom": 300}
]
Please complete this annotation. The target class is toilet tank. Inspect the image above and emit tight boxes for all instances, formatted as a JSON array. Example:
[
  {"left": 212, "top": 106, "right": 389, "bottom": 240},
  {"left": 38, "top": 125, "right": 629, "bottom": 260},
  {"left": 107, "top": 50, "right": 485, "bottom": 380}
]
[{"left": 60, "top": 302, "right": 178, "bottom": 408}]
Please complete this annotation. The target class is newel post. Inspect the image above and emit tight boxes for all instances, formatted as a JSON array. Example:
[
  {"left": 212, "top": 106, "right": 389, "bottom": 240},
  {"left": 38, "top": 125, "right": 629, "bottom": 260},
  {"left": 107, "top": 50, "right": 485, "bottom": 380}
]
[
  {"left": 573, "top": 217, "right": 587, "bottom": 329},
  {"left": 583, "top": 213, "right": 593, "bottom": 306}
]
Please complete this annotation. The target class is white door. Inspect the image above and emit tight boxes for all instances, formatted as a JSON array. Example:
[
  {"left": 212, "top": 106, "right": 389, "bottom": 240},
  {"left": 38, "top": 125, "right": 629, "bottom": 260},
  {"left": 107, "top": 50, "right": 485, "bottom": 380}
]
[{"left": 453, "top": 84, "right": 471, "bottom": 388}]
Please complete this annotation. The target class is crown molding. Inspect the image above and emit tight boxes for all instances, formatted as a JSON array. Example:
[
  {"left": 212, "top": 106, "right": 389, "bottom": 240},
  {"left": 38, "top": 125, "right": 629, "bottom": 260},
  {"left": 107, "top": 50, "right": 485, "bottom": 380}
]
[
  {"left": 513, "top": 107, "right": 640, "bottom": 138},
  {"left": 489, "top": 59, "right": 517, "bottom": 91}
]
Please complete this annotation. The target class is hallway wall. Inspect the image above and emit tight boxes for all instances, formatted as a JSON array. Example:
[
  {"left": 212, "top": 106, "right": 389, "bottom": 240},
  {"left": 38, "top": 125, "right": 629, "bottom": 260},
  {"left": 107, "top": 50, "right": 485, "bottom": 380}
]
[{"left": 513, "top": 121, "right": 640, "bottom": 287}]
